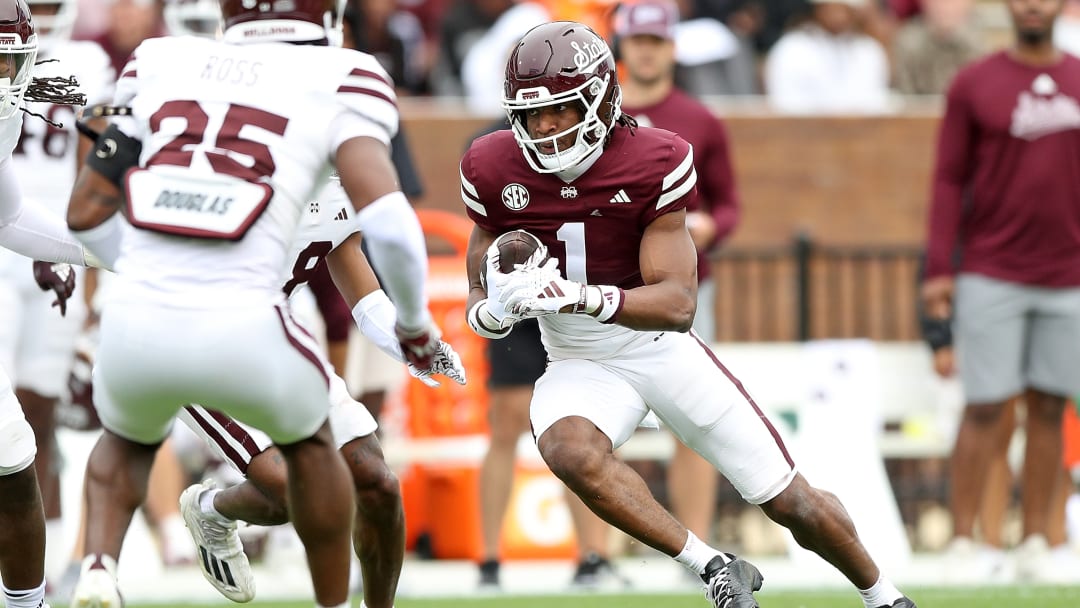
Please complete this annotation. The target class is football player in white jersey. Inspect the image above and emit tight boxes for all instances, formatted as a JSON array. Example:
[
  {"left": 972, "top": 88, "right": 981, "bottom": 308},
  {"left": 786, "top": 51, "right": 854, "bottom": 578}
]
[
  {"left": 63, "top": 2, "right": 440, "bottom": 607},
  {"left": 0, "top": 0, "right": 113, "bottom": 581},
  {"left": 0, "top": 3, "right": 109, "bottom": 608},
  {"left": 175, "top": 179, "right": 464, "bottom": 607}
]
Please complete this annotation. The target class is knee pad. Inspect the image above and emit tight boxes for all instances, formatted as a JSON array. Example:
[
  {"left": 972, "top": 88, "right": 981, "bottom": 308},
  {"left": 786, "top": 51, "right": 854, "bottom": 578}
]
[{"left": 0, "top": 416, "right": 37, "bottom": 476}]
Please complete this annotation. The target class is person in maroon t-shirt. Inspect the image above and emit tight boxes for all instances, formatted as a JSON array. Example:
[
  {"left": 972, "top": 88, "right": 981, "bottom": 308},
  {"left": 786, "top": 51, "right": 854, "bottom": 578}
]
[
  {"left": 462, "top": 20, "right": 916, "bottom": 608},
  {"left": 921, "top": 0, "right": 1080, "bottom": 584},
  {"left": 612, "top": 0, "right": 740, "bottom": 563}
]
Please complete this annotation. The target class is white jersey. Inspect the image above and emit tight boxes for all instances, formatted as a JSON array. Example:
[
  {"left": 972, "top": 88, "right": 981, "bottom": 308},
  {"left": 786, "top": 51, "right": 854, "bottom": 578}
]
[
  {"left": 110, "top": 36, "right": 397, "bottom": 308},
  {"left": 11, "top": 41, "right": 114, "bottom": 213},
  {"left": 0, "top": 41, "right": 113, "bottom": 276},
  {"left": 281, "top": 178, "right": 357, "bottom": 298}
]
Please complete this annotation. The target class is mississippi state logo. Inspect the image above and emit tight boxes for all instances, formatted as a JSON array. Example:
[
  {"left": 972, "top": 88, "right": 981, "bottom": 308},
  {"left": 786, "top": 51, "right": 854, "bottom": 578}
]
[
  {"left": 502, "top": 183, "right": 530, "bottom": 211},
  {"left": 560, "top": 186, "right": 578, "bottom": 199}
]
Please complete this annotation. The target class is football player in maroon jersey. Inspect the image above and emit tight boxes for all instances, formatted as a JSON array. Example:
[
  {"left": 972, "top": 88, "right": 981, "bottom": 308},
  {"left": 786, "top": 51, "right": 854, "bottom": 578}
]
[
  {"left": 613, "top": 0, "right": 741, "bottom": 556},
  {"left": 461, "top": 21, "right": 916, "bottom": 608}
]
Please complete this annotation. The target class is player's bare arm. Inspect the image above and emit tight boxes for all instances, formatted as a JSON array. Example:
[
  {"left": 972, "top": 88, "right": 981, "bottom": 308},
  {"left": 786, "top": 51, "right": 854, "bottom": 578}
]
[
  {"left": 616, "top": 209, "right": 698, "bottom": 332},
  {"left": 67, "top": 162, "right": 122, "bottom": 232},
  {"left": 465, "top": 224, "right": 498, "bottom": 310},
  {"left": 335, "top": 136, "right": 401, "bottom": 208},
  {"left": 328, "top": 231, "right": 465, "bottom": 386},
  {"left": 336, "top": 134, "right": 439, "bottom": 369},
  {"left": 324, "top": 232, "right": 382, "bottom": 306}
]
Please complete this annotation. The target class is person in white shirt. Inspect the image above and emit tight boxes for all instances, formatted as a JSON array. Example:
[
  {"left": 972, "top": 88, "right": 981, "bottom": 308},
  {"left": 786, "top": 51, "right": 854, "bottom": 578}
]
[{"left": 764, "top": 0, "right": 891, "bottom": 114}]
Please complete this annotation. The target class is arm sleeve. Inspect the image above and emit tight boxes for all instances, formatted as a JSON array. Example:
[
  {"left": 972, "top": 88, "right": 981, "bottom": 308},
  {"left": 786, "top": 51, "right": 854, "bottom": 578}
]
[
  {"left": 0, "top": 158, "right": 90, "bottom": 265},
  {"left": 924, "top": 72, "right": 975, "bottom": 279},
  {"left": 351, "top": 289, "right": 406, "bottom": 363},
  {"left": 354, "top": 190, "right": 431, "bottom": 330}
]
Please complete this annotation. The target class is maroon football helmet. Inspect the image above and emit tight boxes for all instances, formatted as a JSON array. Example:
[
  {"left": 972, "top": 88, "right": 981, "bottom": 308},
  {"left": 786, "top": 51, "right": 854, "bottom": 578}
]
[
  {"left": 503, "top": 21, "right": 623, "bottom": 174},
  {"left": 219, "top": 0, "right": 344, "bottom": 45},
  {"left": 0, "top": 0, "right": 37, "bottom": 119}
]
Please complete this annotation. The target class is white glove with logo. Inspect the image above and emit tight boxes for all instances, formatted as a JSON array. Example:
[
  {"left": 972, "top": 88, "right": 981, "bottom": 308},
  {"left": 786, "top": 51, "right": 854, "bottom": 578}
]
[
  {"left": 408, "top": 340, "right": 467, "bottom": 387},
  {"left": 501, "top": 258, "right": 624, "bottom": 323}
]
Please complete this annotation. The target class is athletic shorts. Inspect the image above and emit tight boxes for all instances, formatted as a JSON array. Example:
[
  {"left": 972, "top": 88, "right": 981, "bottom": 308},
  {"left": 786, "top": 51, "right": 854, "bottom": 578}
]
[
  {"left": 178, "top": 373, "right": 377, "bottom": 474},
  {"left": 955, "top": 273, "right": 1080, "bottom": 403},
  {"left": 0, "top": 366, "right": 35, "bottom": 475},
  {"left": 94, "top": 301, "right": 333, "bottom": 445},
  {"left": 487, "top": 318, "right": 547, "bottom": 388},
  {"left": 529, "top": 331, "right": 797, "bottom": 505}
]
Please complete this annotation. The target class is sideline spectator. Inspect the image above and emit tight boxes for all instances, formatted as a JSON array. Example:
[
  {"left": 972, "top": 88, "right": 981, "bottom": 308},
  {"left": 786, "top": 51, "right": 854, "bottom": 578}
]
[{"left": 764, "top": 0, "right": 891, "bottom": 113}]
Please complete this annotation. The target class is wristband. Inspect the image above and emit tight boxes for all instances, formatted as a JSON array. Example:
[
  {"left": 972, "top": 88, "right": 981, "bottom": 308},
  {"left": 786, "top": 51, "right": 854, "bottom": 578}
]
[
  {"left": 584, "top": 285, "right": 625, "bottom": 324},
  {"left": 468, "top": 299, "right": 513, "bottom": 339},
  {"left": 84, "top": 123, "right": 142, "bottom": 189},
  {"left": 921, "top": 317, "right": 953, "bottom": 351}
]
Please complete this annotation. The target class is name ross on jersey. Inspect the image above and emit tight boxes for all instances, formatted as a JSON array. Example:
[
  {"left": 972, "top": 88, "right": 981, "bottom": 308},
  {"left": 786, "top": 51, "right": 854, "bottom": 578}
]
[
  {"left": 201, "top": 56, "right": 262, "bottom": 87},
  {"left": 153, "top": 189, "right": 233, "bottom": 215}
]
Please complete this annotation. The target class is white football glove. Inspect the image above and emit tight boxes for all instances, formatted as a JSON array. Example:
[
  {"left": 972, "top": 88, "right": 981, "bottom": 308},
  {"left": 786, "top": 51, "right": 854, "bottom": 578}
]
[
  {"left": 482, "top": 236, "right": 550, "bottom": 301},
  {"left": 408, "top": 339, "right": 467, "bottom": 387},
  {"left": 503, "top": 258, "right": 624, "bottom": 323}
]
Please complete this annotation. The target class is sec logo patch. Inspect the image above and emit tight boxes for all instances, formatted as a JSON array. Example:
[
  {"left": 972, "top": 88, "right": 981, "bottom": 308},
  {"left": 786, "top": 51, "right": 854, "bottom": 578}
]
[{"left": 502, "top": 183, "right": 530, "bottom": 211}]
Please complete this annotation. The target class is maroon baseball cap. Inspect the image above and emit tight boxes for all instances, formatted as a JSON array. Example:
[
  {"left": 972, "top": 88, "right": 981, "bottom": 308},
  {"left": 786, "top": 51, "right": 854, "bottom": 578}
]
[{"left": 613, "top": 0, "right": 679, "bottom": 40}]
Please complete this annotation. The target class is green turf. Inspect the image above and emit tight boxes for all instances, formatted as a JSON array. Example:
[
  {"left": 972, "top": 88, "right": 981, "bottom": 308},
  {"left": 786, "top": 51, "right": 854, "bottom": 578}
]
[{"left": 130, "top": 586, "right": 1080, "bottom": 608}]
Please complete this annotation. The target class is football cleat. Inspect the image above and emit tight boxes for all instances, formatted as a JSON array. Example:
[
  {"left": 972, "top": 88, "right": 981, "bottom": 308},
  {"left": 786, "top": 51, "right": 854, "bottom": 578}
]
[
  {"left": 180, "top": 482, "right": 256, "bottom": 602},
  {"left": 477, "top": 559, "right": 500, "bottom": 588},
  {"left": 69, "top": 554, "right": 123, "bottom": 608},
  {"left": 569, "top": 552, "right": 632, "bottom": 590},
  {"left": 701, "top": 553, "right": 763, "bottom": 608}
]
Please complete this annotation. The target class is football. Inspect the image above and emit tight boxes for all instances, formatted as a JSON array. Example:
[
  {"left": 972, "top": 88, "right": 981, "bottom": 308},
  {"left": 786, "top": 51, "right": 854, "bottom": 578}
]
[{"left": 480, "top": 230, "right": 547, "bottom": 289}]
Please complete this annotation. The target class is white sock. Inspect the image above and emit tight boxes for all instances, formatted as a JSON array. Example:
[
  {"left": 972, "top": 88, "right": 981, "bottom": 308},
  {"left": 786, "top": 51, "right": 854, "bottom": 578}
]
[
  {"left": 198, "top": 488, "right": 231, "bottom": 524},
  {"left": 3, "top": 580, "right": 46, "bottom": 608},
  {"left": 858, "top": 575, "right": 902, "bottom": 608},
  {"left": 317, "top": 602, "right": 349, "bottom": 608},
  {"left": 673, "top": 531, "right": 727, "bottom": 576}
]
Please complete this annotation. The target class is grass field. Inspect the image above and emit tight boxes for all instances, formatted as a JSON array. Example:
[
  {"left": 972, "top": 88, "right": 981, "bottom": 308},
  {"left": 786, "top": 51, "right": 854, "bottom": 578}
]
[{"left": 129, "top": 586, "right": 1080, "bottom": 608}]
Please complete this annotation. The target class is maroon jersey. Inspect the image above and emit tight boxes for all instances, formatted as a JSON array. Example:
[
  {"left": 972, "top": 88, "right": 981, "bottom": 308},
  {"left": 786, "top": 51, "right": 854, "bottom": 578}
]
[
  {"left": 461, "top": 125, "right": 697, "bottom": 291},
  {"left": 623, "top": 89, "right": 740, "bottom": 283},
  {"left": 925, "top": 51, "right": 1080, "bottom": 286}
]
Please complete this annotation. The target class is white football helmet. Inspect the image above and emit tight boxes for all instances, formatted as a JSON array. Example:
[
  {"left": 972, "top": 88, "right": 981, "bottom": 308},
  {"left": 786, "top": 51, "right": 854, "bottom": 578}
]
[
  {"left": 163, "top": 0, "right": 222, "bottom": 38},
  {"left": 25, "top": 0, "right": 75, "bottom": 57},
  {"left": 0, "top": 0, "right": 38, "bottom": 119}
]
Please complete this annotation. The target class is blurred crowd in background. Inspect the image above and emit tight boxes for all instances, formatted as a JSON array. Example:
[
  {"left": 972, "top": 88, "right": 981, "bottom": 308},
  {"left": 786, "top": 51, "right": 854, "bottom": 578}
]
[{"left": 67, "top": 0, "right": 1080, "bottom": 113}]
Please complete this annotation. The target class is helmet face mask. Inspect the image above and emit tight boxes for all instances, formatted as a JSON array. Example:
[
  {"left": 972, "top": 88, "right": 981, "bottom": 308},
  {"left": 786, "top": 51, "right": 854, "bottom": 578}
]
[
  {"left": 0, "top": 0, "right": 37, "bottom": 119},
  {"left": 503, "top": 21, "right": 622, "bottom": 174}
]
